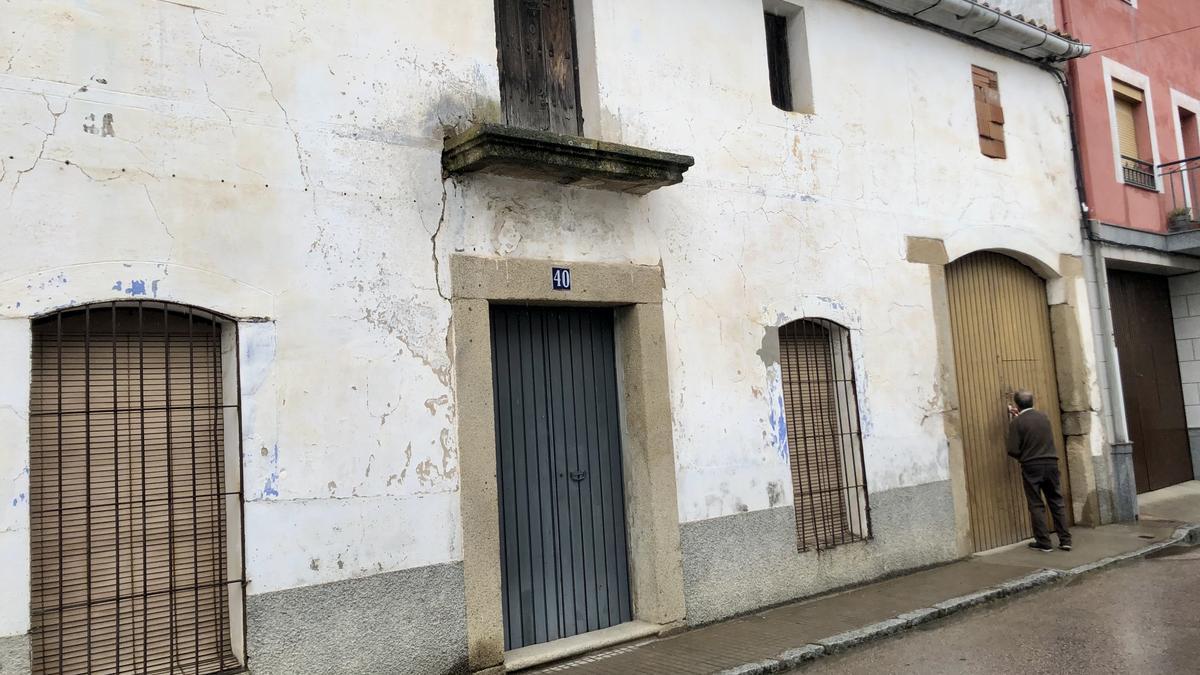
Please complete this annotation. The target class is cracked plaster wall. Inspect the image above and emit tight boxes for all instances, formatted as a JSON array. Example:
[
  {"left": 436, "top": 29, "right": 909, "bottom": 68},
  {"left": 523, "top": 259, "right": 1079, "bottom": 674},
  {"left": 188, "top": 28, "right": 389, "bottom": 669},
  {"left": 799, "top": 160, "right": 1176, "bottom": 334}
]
[
  {"left": 0, "top": 0, "right": 1090, "bottom": 641},
  {"left": 0, "top": 0, "right": 489, "bottom": 639},
  {"left": 447, "top": 0, "right": 1089, "bottom": 522}
]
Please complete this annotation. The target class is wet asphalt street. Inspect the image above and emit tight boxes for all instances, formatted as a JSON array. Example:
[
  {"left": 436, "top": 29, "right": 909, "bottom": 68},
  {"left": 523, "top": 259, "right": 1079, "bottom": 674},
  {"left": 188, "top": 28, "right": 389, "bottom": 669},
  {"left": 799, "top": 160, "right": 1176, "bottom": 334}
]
[{"left": 801, "top": 545, "right": 1200, "bottom": 674}]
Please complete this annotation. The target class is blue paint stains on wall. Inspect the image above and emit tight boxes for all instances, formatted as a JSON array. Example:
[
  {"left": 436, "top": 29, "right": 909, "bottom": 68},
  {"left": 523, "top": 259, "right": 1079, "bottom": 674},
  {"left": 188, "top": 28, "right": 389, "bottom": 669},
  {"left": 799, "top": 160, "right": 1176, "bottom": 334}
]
[
  {"left": 10, "top": 466, "right": 30, "bottom": 507},
  {"left": 262, "top": 445, "right": 280, "bottom": 498},
  {"left": 116, "top": 279, "right": 161, "bottom": 298},
  {"left": 767, "top": 367, "right": 789, "bottom": 461}
]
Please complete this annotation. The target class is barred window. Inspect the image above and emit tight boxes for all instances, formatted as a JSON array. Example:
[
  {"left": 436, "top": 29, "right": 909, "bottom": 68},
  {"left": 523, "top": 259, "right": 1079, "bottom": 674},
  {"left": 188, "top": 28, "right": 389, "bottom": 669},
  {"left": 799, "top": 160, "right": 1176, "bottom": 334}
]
[
  {"left": 778, "top": 319, "right": 870, "bottom": 551},
  {"left": 29, "top": 302, "right": 245, "bottom": 675}
]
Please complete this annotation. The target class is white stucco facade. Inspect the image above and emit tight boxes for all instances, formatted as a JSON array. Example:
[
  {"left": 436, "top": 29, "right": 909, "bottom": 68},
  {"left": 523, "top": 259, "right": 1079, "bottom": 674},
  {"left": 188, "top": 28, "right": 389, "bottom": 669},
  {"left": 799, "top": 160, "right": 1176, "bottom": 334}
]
[{"left": 1, "top": 0, "right": 1100, "bottom": 670}]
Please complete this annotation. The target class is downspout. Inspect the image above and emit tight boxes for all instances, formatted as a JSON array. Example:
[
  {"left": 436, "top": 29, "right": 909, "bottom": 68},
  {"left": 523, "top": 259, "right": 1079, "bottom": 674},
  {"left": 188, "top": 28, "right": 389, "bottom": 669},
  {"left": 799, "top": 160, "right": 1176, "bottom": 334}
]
[
  {"left": 1089, "top": 237, "right": 1132, "bottom": 448},
  {"left": 1052, "top": 0, "right": 1133, "bottom": 520}
]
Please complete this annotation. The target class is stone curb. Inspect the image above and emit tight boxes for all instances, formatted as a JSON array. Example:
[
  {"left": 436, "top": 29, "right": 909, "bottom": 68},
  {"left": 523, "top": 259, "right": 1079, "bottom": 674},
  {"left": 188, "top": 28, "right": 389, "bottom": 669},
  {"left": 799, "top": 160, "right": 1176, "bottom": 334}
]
[
  {"left": 1066, "top": 525, "right": 1196, "bottom": 575},
  {"left": 708, "top": 526, "right": 1198, "bottom": 675}
]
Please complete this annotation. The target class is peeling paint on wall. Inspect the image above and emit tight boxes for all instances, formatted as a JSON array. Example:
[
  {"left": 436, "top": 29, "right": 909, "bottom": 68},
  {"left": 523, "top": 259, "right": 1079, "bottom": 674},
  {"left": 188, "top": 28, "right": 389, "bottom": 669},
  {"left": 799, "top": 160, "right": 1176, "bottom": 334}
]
[{"left": 262, "top": 445, "right": 280, "bottom": 498}]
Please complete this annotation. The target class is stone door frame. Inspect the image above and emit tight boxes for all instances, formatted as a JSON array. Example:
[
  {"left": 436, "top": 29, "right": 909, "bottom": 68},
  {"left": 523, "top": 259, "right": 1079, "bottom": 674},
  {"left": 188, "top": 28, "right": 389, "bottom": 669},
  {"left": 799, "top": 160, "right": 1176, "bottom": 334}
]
[
  {"left": 449, "top": 255, "right": 686, "bottom": 673},
  {"left": 906, "top": 237, "right": 1101, "bottom": 555}
]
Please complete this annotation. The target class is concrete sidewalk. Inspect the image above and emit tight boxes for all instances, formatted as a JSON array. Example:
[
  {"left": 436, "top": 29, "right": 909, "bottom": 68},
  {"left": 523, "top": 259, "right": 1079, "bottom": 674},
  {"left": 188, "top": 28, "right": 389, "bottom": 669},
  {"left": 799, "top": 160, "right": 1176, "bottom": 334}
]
[{"left": 526, "top": 485, "right": 1200, "bottom": 675}]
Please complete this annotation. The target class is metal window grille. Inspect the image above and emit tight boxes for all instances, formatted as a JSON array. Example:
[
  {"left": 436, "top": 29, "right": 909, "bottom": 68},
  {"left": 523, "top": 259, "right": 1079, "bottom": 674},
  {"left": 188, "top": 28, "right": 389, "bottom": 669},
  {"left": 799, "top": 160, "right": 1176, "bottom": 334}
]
[
  {"left": 29, "top": 302, "right": 244, "bottom": 675},
  {"left": 778, "top": 319, "right": 870, "bottom": 552}
]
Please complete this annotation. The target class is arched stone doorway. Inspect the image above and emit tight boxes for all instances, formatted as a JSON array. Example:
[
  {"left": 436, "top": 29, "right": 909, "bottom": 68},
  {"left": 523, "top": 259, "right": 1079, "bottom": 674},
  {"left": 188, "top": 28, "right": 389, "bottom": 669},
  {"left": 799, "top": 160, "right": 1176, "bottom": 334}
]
[{"left": 945, "top": 252, "right": 1073, "bottom": 552}]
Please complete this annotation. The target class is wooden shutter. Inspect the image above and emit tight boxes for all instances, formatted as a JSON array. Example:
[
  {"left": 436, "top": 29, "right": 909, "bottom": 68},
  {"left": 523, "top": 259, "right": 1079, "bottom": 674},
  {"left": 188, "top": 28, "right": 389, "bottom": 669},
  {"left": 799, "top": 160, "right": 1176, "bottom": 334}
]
[
  {"left": 1115, "top": 94, "right": 1141, "bottom": 160},
  {"left": 779, "top": 320, "right": 869, "bottom": 551},
  {"left": 973, "top": 66, "right": 1006, "bottom": 159},
  {"left": 495, "top": 0, "right": 582, "bottom": 135},
  {"left": 764, "top": 13, "right": 792, "bottom": 111},
  {"left": 29, "top": 305, "right": 239, "bottom": 675},
  {"left": 1113, "top": 80, "right": 1144, "bottom": 103}
]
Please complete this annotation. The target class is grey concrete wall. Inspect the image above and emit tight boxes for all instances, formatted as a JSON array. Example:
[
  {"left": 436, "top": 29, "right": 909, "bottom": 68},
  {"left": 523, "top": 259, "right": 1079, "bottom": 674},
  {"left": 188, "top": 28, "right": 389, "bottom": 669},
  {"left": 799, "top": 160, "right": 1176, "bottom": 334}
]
[
  {"left": 246, "top": 562, "right": 467, "bottom": 675},
  {"left": 1170, "top": 273, "right": 1200, "bottom": 429},
  {"left": 1171, "top": 273, "right": 1200, "bottom": 481},
  {"left": 0, "top": 634, "right": 28, "bottom": 674},
  {"left": 1108, "top": 444, "right": 1139, "bottom": 522},
  {"left": 1190, "top": 431, "right": 1200, "bottom": 482},
  {"left": 679, "top": 481, "right": 958, "bottom": 626}
]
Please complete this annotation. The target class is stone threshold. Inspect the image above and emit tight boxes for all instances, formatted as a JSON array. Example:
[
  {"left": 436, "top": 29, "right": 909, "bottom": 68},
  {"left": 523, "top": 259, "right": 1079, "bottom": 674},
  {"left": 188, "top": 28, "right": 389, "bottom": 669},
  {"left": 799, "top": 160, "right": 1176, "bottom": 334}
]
[
  {"left": 442, "top": 123, "right": 694, "bottom": 195},
  {"left": 504, "top": 620, "right": 664, "bottom": 672}
]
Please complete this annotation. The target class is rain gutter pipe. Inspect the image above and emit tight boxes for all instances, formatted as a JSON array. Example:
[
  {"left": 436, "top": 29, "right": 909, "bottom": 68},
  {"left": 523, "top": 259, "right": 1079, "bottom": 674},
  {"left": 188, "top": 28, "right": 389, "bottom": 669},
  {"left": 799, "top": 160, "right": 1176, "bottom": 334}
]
[{"left": 848, "top": 0, "right": 1090, "bottom": 63}]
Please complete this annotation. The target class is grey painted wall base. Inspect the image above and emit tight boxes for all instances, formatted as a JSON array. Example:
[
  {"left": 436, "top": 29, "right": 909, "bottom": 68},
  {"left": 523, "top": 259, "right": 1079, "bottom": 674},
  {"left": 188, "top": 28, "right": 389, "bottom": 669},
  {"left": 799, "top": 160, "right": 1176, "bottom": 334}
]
[
  {"left": 1110, "top": 443, "right": 1139, "bottom": 522},
  {"left": 680, "top": 481, "right": 958, "bottom": 626},
  {"left": 247, "top": 561, "right": 467, "bottom": 675},
  {"left": 1189, "top": 429, "right": 1200, "bottom": 481},
  {"left": 0, "top": 633, "right": 29, "bottom": 675}
]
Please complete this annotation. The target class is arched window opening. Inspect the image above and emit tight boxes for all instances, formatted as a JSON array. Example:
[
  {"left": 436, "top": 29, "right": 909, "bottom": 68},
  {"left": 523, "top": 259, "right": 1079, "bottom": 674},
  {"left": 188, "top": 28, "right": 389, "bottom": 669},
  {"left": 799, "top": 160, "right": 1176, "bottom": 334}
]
[
  {"left": 29, "top": 301, "right": 244, "bottom": 674},
  {"left": 778, "top": 318, "right": 870, "bottom": 552}
]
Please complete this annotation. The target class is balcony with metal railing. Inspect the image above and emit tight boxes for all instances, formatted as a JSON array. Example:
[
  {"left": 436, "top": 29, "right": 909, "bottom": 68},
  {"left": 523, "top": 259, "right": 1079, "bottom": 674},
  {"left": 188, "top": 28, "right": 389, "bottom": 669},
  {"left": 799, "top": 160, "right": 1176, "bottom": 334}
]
[
  {"left": 1122, "top": 155, "right": 1157, "bottom": 191},
  {"left": 1160, "top": 155, "right": 1200, "bottom": 232}
]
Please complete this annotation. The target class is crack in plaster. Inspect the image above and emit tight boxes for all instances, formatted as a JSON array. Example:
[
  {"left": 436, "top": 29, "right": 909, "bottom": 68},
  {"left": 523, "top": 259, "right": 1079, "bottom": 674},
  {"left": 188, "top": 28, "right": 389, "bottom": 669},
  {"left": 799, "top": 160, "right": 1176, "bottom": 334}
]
[
  {"left": 158, "top": 0, "right": 221, "bottom": 12},
  {"left": 0, "top": 404, "right": 29, "bottom": 421},
  {"left": 431, "top": 180, "right": 449, "bottom": 301},
  {"left": 142, "top": 184, "right": 175, "bottom": 241},
  {"left": 9, "top": 89, "right": 85, "bottom": 201},
  {"left": 193, "top": 20, "right": 234, "bottom": 125},
  {"left": 4, "top": 22, "right": 30, "bottom": 74},
  {"left": 192, "top": 10, "right": 310, "bottom": 188}
]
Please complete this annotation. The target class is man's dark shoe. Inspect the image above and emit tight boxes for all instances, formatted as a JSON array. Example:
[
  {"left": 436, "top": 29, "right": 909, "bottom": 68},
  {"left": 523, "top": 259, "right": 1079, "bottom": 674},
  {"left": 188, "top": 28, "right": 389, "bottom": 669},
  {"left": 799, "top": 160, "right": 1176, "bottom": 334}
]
[
  {"left": 1028, "top": 542, "right": 1053, "bottom": 553},
  {"left": 1059, "top": 542, "right": 1073, "bottom": 551}
]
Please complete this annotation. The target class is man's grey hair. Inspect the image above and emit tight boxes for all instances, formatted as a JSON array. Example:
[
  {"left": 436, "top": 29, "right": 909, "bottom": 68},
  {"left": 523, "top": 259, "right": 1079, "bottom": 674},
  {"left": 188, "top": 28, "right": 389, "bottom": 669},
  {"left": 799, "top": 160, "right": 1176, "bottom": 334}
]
[{"left": 1014, "top": 389, "right": 1034, "bottom": 411}]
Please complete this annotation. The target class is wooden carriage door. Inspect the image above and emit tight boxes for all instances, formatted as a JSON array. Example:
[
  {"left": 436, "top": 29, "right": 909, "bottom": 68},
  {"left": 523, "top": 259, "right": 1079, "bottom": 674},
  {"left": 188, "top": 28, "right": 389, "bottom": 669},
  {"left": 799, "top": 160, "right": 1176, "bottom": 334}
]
[
  {"left": 1108, "top": 269, "right": 1194, "bottom": 492},
  {"left": 946, "top": 253, "right": 1072, "bottom": 552}
]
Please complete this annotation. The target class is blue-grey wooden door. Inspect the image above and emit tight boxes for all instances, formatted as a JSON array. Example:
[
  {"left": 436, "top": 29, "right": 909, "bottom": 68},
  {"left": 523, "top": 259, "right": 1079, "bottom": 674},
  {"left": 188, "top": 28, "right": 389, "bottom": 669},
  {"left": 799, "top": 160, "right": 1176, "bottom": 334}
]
[{"left": 490, "top": 305, "right": 633, "bottom": 650}]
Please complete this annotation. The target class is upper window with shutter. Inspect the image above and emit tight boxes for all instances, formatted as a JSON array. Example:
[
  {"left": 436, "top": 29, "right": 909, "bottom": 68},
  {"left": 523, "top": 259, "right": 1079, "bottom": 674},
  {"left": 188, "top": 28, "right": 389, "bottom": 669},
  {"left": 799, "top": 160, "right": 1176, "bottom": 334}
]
[
  {"left": 1113, "top": 80, "right": 1144, "bottom": 160},
  {"left": 495, "top": 0, "right": 583, "bottom": 136},
  {"left": 1111, "top": 79, "right": 1157, "bottom": 190},
  {"left": 972, "top": 66, "right": 1005, "bottom": 159},
  {"left": 762, "top": 3, "right": 814, "bottom": 113},
  {"left": 764, "top": 12, "right": 792, "bottom": 111}
]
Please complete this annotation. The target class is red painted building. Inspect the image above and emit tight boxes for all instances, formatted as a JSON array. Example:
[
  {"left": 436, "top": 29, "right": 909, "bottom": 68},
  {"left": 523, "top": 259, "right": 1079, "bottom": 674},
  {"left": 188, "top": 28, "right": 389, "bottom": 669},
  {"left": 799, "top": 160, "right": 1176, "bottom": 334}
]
[
  {"left": 1059, "top": 0, "right": 1200, "bottom": 519},
  {"left": 1061, "top": 0, "right": 1200, "bottom": 231}
]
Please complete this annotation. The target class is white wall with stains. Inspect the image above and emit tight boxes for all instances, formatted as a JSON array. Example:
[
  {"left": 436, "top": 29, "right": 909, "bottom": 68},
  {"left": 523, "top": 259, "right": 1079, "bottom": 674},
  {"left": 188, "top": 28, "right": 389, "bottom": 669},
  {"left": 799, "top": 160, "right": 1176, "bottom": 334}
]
[{"left": 0, "top": 0, "right": 1092, "bottom": 638}]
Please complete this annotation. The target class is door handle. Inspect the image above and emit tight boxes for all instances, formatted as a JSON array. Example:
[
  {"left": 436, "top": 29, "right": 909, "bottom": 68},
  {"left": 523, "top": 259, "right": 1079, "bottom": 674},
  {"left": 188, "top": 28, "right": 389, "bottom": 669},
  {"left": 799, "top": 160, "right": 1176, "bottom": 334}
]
[{"left": 569, "top": 471, "right": 586, "bottom": 482}]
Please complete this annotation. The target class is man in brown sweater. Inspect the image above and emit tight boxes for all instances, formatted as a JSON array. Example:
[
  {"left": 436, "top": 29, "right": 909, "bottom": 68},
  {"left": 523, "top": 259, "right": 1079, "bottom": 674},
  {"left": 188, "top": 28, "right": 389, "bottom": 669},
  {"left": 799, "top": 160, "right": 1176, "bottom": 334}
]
[{"left": 1007, "top": 390, "right": 1072, "bottom": 552}]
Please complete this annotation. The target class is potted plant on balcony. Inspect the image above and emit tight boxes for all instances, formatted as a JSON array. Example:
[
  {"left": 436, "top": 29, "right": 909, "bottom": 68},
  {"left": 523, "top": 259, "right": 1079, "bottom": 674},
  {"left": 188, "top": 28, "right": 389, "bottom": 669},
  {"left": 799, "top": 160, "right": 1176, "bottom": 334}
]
[{"left": 1168, "top": 206, "right": 1194, "bottom": 232}]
